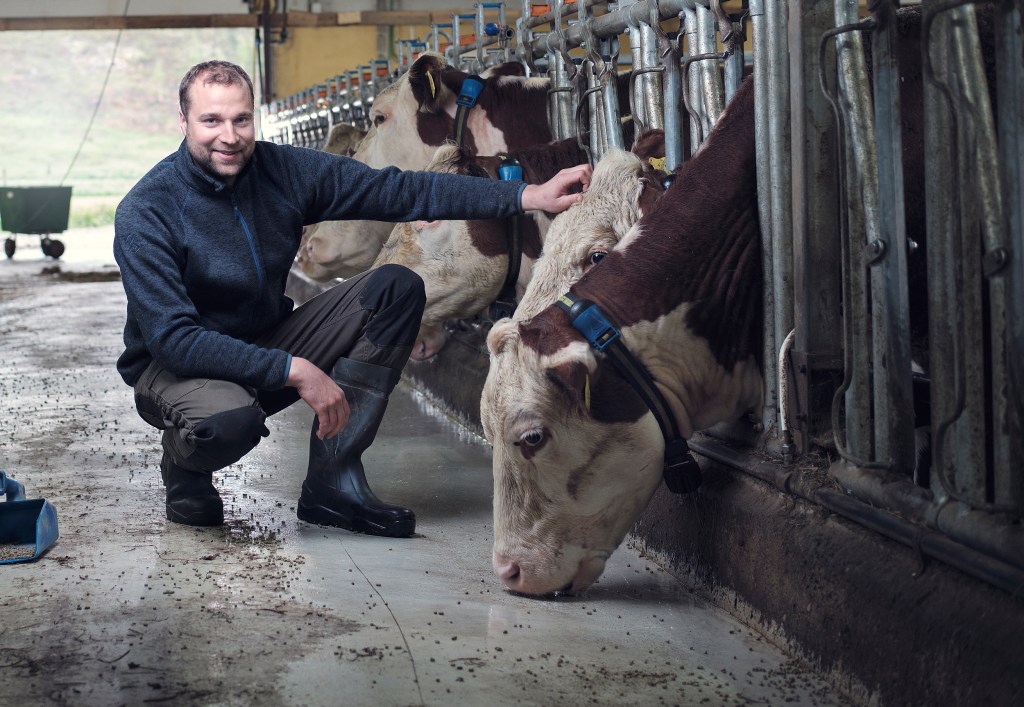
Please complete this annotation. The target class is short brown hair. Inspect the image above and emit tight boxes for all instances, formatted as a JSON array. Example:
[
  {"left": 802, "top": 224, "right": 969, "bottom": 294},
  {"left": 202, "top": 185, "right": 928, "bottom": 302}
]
[{"left": 179, "top": 61, "right": 255, "bottom": 118}]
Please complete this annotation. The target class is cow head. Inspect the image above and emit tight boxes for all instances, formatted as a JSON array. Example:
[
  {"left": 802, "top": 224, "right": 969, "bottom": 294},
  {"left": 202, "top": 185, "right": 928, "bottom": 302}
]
[
  {"left": 299, "top": 220, "right": 391, "bottom": 280},
  {"left": 322, "top": 122, "right": 367, "bottom": 157},
  {"left": 481, "top": 315, "right": 666, "bottom": 596},
  {"left": 515, "top": 148, "right": 664, "bottom": 321}
]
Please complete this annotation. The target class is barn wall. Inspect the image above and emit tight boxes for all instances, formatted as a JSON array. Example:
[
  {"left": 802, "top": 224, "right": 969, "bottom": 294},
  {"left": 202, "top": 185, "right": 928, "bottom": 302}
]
[{"left": 272, "top": 25, "right": 382, "bottom": 99}]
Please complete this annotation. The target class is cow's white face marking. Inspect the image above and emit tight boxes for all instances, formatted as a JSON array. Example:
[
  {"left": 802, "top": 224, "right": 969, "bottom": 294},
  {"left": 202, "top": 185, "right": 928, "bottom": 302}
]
[
  {"left": 516, "top": 150, "right": 654, "bottom": 321},
  {"left": 482, "top": 321, "right": 667, "bottom": 596}
]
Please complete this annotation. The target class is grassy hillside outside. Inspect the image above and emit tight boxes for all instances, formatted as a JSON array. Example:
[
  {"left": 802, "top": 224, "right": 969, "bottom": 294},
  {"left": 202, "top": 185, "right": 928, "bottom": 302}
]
[{"left": 0, "top": 28, "right": 258, "bottom": 226}]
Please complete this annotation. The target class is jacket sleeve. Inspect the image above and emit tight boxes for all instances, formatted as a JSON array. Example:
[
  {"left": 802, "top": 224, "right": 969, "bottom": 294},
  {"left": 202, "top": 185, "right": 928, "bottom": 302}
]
[
  {"left": 114, "top": 197, "right": 291, "bottom": 390},
  {"left": 273, "top": 146, "right": 528, "bottom": 225}
]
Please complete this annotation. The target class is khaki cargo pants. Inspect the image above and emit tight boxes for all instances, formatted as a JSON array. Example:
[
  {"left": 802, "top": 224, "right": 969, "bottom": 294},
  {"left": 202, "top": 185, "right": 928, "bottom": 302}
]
[{"left": 132, "top": 265, "right": 425, "bottom": 473}]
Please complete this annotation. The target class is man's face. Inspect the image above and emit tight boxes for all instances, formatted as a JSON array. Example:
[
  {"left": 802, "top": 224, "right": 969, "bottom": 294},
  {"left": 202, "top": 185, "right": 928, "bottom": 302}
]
[{"left": 179, "top": 78, "right": 256, "bottom": 186}]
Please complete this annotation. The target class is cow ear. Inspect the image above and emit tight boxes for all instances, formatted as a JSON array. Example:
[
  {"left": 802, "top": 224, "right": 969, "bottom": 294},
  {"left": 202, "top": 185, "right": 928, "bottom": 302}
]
[
  {"left": 542, "top": 341, "right": 597, "bottom": 416},
  {"left": 545, "top": 356, "right": 596, "bottom": 417},
  {"left": 408, "top": 53, "right": 450, "bottom": 112},
  {"left": 631, "top": 129, "right": 670, "bottom": 181},
  {"left": 486, "top": 318, "right": 519, "bottom": 355}
]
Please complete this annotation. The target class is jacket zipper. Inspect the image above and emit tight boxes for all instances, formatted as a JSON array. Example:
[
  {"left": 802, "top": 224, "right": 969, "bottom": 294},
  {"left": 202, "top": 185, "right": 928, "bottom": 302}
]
[{"left": 233, "top": 200, "right": 265, "bottom": 290}]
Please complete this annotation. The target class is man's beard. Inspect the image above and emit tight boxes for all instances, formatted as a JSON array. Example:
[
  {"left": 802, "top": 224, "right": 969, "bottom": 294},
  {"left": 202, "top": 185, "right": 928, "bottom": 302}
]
[{"left": 185, "top": 134, "right": 252, "bottom": 184}]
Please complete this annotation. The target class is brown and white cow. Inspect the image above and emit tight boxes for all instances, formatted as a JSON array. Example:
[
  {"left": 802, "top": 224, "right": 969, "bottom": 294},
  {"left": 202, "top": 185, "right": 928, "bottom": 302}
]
[
  {"left": 299, "top": 53, "right": 554, "bottom": 281},
  {"left": 481, "top": 77, "right": 762, "bottom": 597}
]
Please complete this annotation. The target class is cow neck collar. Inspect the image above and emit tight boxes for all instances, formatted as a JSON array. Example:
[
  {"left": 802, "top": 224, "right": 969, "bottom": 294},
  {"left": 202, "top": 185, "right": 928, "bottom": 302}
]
[
  {"left": 554, "top": 292, "right": 703, "bottom": 495},
  {"left": 454, "top": 74, "right": 485, "bottom": 148},
  {"left": 488, "top": 156, "right": 525, "bottom": 321}
]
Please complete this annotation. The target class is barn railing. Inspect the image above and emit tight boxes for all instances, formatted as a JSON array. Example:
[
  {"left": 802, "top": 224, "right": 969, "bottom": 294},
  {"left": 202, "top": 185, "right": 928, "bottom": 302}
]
[
  {"left": 817, "top": 0, "right": 1024, "bottom": 594},
  {"left": 263, "top": 0, "right": 1024, "bottom": 595}
]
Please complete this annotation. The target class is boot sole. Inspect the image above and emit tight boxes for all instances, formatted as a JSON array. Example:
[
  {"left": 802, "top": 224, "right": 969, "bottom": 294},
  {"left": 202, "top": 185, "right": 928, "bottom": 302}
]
[
  {"left": 166, "top": 503, "right": 224, "bottom": 527},
  {"left": 296, "top": 502, "right": 415, "bottom": 538}
]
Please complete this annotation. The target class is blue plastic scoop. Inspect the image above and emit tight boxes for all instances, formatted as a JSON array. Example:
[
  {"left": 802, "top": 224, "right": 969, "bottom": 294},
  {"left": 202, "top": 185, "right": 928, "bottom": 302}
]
[{"left": 0, "top": 470, "right": 59, "bottom": 564}]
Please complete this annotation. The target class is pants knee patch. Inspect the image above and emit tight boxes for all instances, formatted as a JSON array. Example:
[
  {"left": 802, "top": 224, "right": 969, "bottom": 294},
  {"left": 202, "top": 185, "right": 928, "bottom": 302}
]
[
  {"left": 360, "top": 264, "right": 426, "bottom": 348},
  {"left": 182, "top": 406, "right": 268, "bottom": 472}
]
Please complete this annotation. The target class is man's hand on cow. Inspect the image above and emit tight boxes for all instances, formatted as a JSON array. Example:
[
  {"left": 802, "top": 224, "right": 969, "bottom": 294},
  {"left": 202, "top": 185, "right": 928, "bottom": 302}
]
[
  {"left": 520, "top": 163, "right": 592, "bottom": 214},
  {"left": 286, "top": 357, "right": 351, "bottom": 439}
]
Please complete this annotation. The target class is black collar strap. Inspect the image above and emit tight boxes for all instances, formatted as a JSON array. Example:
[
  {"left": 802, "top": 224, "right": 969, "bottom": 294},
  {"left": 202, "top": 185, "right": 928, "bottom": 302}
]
[
  {"left": 489, "top": 157, "right": 524, "bottom": 321},
  {"left": 555, "top": 292, "right": 702, "bottom": 494},
  {"left": 454, "top": 75, "right": 485, "bottom": 148}
]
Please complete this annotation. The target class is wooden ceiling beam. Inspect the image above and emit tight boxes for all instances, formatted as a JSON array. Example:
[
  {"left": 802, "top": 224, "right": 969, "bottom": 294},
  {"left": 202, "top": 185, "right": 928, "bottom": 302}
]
[{"left": 0, "top": 10, "right": 473, "bottom": 32}]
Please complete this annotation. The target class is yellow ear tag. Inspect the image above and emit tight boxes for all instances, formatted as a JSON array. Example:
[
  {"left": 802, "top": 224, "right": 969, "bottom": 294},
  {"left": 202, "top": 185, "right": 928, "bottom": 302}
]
[
  {"left": 584, "top": 374, "right": 591, "bottom": 412},
  {"left": 427, "top": 72, "right": 437, "bottom": 99},
  {"left": 648, "top": 156, "right": 667, "bottom": 172}
]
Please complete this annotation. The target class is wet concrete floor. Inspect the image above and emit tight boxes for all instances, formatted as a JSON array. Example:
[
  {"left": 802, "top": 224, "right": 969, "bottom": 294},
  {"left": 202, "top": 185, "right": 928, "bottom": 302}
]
[{"left": 0, "top": 227, "right": 847, "bottom": 706}]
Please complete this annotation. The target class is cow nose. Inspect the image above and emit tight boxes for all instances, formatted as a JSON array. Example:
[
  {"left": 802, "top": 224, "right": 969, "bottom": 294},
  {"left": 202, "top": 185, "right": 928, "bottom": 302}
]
[{"left": 492, "top": 553, "right": 521, "bottom": 585}]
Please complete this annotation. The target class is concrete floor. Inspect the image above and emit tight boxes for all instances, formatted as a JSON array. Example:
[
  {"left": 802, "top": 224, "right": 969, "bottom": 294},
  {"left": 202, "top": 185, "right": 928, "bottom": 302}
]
[{"left": 0, "top": 227, "right": 847, "bottom": 706}]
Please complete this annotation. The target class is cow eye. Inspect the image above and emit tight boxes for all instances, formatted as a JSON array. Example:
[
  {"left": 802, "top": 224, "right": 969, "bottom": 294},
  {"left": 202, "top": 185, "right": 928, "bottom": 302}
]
[
  {"left": 515, "top": 428, "right": 548, "bottom": 459},
  {"left": 587, "top": 249, "right": 607, "bottom": 268},
  {"left": 373, "top": 113, "right": 387, "bottom": 127},
  {"left": 519, "top": 429, "right": 545, "bottom": 447}
]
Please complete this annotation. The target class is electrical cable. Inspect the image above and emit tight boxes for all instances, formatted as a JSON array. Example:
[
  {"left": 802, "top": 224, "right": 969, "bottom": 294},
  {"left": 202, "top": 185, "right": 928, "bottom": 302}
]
[{"left": 59, "top": 0, "right": 132, "bottom": 187}]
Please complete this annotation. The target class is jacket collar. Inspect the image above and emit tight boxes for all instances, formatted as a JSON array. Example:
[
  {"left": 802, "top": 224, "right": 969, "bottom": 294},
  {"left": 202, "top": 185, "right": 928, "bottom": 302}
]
[{"left": 174, "top": 139, "right": 257, "bottom": 195}]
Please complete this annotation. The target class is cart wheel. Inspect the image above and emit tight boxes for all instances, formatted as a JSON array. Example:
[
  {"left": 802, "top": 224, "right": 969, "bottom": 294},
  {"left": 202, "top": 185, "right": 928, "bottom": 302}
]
[
  {"left": 3, "top": 238, "right": 13, "bottom": 259},
  {"left": 42, "top": 238, "right": 65, "bottom": 259}
]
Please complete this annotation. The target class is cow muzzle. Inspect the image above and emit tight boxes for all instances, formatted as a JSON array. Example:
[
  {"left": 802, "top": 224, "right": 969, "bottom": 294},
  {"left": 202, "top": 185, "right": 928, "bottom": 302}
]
[
  {"left": 410, "top": 326, "right": 448, "bottom": 361},
  {"left": 492, "top": 550, "right": 608, "bottom": 597}
]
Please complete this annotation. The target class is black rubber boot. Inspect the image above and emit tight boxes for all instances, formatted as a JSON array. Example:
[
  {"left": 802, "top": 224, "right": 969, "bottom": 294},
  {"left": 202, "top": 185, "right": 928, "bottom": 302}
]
[
  {"left": 161, "top": 453, "right": 224, "bottom": 527},
  {"left": 296, "top": 358, "right": 415, "bottom": 537}
]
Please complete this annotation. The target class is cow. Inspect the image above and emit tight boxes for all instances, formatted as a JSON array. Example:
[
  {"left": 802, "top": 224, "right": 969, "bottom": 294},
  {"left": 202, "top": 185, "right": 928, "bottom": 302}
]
[
  {"left": 299, "top": 53, "right": 555, "bottom": 281},
  {"left": 481, "top": 76, "right": 763, "bottom": 597},
  {"left": 480, "top": 3, "right": 999, "bottom": 597}
]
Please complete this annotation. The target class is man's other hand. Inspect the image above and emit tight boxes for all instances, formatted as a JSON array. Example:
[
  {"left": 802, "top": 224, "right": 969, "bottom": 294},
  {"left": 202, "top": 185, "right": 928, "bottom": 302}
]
[{"left": 287, "top": 357, "right": 351, "bottom": 439}]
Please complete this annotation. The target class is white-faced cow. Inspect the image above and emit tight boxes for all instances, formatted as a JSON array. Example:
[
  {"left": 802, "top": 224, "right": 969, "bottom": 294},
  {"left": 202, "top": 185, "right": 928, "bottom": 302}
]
[
  {"left": 299, "top": 53, "right": 554, "bottom": 281},
  {"left": 480, "top": 2, "right": 996, "bottom": 596},
  {"left": 481, "top": 77, "right": 763, "bottom": 597}
]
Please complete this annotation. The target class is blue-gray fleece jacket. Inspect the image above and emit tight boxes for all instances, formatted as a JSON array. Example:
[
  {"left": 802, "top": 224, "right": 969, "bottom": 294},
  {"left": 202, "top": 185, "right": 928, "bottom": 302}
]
[{"left": 114, "top": 139, "right": 526, "bottom": 390}]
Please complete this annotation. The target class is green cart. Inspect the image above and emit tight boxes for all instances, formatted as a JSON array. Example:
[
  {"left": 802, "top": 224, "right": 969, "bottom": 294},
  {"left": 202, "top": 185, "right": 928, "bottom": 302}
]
[{"left": 0, "top": 186, "right": 72, "bottom": 259}]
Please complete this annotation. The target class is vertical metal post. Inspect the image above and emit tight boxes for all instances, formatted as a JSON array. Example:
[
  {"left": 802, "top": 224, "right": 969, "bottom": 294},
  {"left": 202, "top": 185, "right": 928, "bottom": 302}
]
[
  {"left": 995, "top": 0, "right": 1024, "bottom": 513},
  {"left": 723, "top": 9, "right": 744, "bottom": 102},
  {"left": 750, "top": 0, "right": 778, "bottom": 436},
  {"left": 695, "top": 4, "right": 724, "bottom": 129},
  {"left": 923, "top": 4, "right": 962, "bottom": 503},
  {"left": 833, "top": 0, "right": 875, "bottom": 461},
  {"left": 626, "top": 0, "right": 664, "bottom": 130},
  {"left": 682, "top": 8, "right": 704, "bottom": 151},
  {"left": 789, "top": 0, "right": 841, "bottom": 452},
  {"left": 547, "top": 0, "right": 576, "bottom": 141},
  {"left": 949, "top": 6, "right": 1004, "bottom": 502},
  {"left": 659, "top": 7, "right": 685, "bottom": 171},
  {"left": 600, "top": 36, "right": 627, "bottom": 152},
  {"left": 868, "top": 0, "right": 915, "bottom": 475}
]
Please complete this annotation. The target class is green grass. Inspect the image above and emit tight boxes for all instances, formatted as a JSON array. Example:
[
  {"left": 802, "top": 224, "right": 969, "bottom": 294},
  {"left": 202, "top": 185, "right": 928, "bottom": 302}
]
[{"left": 69, "top": 199, "right": 118, "bottom": 228}]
